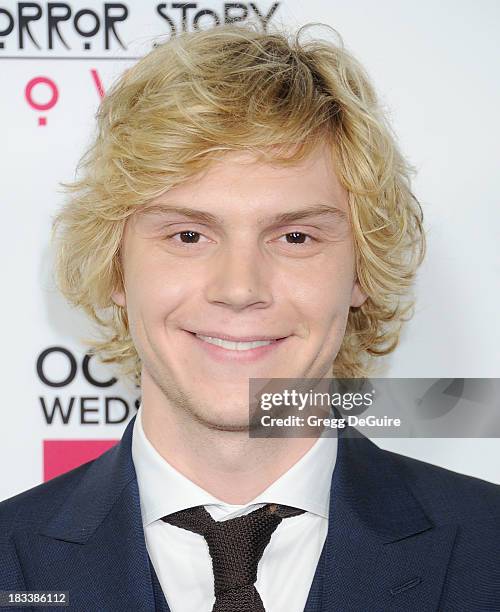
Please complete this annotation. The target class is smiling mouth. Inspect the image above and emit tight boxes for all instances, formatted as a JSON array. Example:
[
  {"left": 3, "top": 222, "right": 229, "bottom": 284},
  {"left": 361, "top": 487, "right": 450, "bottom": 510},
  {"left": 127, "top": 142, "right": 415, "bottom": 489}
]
[{"left": 186, "top": 331, "right": 288, "bottom": 352}]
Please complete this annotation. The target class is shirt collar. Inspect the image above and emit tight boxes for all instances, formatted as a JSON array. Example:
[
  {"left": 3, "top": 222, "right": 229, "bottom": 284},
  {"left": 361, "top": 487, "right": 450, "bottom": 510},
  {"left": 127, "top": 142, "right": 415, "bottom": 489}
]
[{"left": 132, "top": 404, "right": 337, "bottom": 526}]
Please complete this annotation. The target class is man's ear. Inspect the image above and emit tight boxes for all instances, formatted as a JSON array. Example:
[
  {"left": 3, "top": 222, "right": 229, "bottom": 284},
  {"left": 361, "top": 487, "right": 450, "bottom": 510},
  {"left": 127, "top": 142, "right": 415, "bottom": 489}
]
[
  {"left": 111, "top": 259, "right": 126, "bottom": 307},
  {"left": 350, "top": 280, "right": 368, "bottom": 308},
  {"left": 111, "top": 288, "right": 126, "bottom": 308}
]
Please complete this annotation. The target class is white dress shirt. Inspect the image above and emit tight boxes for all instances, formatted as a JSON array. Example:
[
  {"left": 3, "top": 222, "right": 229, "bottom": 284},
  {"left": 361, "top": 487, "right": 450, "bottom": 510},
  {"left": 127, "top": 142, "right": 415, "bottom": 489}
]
[{"left": 131, "top": 405, "right": 337, "bottom": 612}]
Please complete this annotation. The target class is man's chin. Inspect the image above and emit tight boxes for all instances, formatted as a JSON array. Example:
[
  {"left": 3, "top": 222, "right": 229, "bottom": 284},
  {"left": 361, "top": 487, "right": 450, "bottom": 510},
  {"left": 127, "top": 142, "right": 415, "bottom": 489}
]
[
  {"left": 195, "top": 416, "right": 251, "bottom": 432},
  {"left": 188, "top": 405, "right": 252, "bottom": 432}
]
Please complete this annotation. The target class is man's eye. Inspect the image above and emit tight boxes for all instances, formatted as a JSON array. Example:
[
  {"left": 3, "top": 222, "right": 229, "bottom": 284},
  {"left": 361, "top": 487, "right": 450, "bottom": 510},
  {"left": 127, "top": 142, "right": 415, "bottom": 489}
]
[
  {"left": 169, "top": 230, "right": 205, "bottom": 244},
  {"left": 278, "top": 232, "right": 315, "bottom": 245}
]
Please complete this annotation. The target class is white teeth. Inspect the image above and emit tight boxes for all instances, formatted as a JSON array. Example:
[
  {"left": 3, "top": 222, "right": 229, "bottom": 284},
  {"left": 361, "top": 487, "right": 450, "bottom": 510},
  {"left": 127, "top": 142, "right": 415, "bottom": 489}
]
[{"left": 196, "top": 334, "right": 274, "bottom": 350}]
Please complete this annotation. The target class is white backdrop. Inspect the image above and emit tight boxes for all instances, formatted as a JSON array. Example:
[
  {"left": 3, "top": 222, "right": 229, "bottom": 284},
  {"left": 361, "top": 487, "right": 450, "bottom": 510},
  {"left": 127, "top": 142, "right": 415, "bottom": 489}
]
[{"left": 1, "top": 0, "right": 499, "bottom": 502}]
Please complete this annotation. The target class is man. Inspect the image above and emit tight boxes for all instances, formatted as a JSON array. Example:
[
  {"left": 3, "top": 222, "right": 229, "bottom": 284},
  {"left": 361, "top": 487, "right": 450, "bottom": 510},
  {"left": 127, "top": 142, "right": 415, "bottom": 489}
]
[{"left": 1, "top": 23, "right": 499, "bottom": 612}]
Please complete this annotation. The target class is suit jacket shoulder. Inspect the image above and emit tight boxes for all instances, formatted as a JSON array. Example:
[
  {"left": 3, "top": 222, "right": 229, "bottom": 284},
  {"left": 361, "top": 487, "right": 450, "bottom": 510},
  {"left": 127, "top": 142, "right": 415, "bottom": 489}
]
[
  {"left": 384, "top": 446, "right": 500, "bottom": 521},
  {"left": 0, "top": 461, "right": 93, "bottom": 538}
]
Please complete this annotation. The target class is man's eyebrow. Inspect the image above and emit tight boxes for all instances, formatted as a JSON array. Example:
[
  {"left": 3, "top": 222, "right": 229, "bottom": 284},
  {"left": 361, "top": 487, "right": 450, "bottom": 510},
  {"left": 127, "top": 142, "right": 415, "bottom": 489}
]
[
  {"left": 141, "top": 203, "right": 349, "bottom": 225},
  {"left": 263, "top": 204, "right": 349, "bottom": 226}
]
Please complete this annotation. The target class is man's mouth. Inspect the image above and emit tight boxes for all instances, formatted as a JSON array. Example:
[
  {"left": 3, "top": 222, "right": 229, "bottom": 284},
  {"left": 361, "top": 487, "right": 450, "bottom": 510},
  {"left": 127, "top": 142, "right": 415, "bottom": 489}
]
[
  {"left": 185, "top": 330, "right": 289, "bottom": 355},
  {"left": 195, "top": 334, "right": 277, "bottom": 351}
]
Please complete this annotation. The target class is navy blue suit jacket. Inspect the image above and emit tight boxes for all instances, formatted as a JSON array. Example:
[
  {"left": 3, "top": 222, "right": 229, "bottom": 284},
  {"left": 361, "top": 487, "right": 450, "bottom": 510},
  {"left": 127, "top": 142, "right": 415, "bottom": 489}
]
[{"left": 1, "top": 414, "right": 499, "bottom": 611}]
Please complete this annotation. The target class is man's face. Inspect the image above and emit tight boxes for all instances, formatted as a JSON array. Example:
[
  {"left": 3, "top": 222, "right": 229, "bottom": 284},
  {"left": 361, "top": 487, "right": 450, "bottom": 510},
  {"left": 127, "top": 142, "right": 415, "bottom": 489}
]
[{"left": 112, "top": 140, "right": 367, "bottom": 430}]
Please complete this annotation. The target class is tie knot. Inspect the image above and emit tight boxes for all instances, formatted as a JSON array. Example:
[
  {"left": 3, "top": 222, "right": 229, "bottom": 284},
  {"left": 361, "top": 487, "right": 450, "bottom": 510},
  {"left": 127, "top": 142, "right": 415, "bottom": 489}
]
[{"left": 161, "top": 503, "right": 305, "bottom": 608}]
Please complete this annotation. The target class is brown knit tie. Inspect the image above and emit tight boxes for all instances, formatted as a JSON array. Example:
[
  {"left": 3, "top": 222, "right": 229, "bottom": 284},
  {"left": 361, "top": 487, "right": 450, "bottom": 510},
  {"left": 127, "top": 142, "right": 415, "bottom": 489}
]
[{"left": 161, "top": 503, "right": 305, "bottom": 611}]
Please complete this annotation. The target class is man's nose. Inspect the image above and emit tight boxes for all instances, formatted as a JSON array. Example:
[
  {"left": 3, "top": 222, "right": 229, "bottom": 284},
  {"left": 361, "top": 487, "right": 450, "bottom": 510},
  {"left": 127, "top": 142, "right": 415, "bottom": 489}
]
[{"left": 204, "top": 241, "right": 273, "bottom": 310}]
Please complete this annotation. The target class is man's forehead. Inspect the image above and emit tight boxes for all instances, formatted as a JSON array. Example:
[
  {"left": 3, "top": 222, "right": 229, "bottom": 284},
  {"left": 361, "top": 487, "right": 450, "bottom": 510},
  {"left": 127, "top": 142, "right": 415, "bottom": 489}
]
[{"left": 137, "top": 141, "right": 348, "bottom": 225}]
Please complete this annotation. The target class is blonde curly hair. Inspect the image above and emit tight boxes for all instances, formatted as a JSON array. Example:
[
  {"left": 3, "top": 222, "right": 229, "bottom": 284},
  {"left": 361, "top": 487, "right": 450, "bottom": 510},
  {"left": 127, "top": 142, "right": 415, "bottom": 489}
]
[{"left": 52, "top": 22, "right": 426, "bottom": 387}]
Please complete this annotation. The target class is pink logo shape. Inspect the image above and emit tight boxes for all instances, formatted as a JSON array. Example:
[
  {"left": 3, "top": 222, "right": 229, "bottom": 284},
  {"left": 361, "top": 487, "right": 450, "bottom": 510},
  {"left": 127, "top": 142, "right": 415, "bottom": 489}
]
[
  {"left": 25, "top": 76, "right": 59, "bottom": 126},
  {"left": 43, "top": 439, "right": 118, "bottom": 482}
]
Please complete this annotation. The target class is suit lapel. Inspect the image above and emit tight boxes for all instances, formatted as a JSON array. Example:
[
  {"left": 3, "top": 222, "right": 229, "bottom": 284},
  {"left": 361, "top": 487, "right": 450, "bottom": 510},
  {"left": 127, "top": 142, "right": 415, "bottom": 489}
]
[
  {"left": 38, "top": 415, "right": 163, "bottom": 612},
  {"left": 305, "top": 425, "right": 458, "bottom": 612}
]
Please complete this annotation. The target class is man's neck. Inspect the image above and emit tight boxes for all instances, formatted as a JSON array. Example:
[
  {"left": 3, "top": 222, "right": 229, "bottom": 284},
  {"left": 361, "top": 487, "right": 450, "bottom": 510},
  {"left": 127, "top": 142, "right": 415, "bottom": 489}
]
[{"left": 140, "top": 396, "right": 320, "bottom": 505}]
